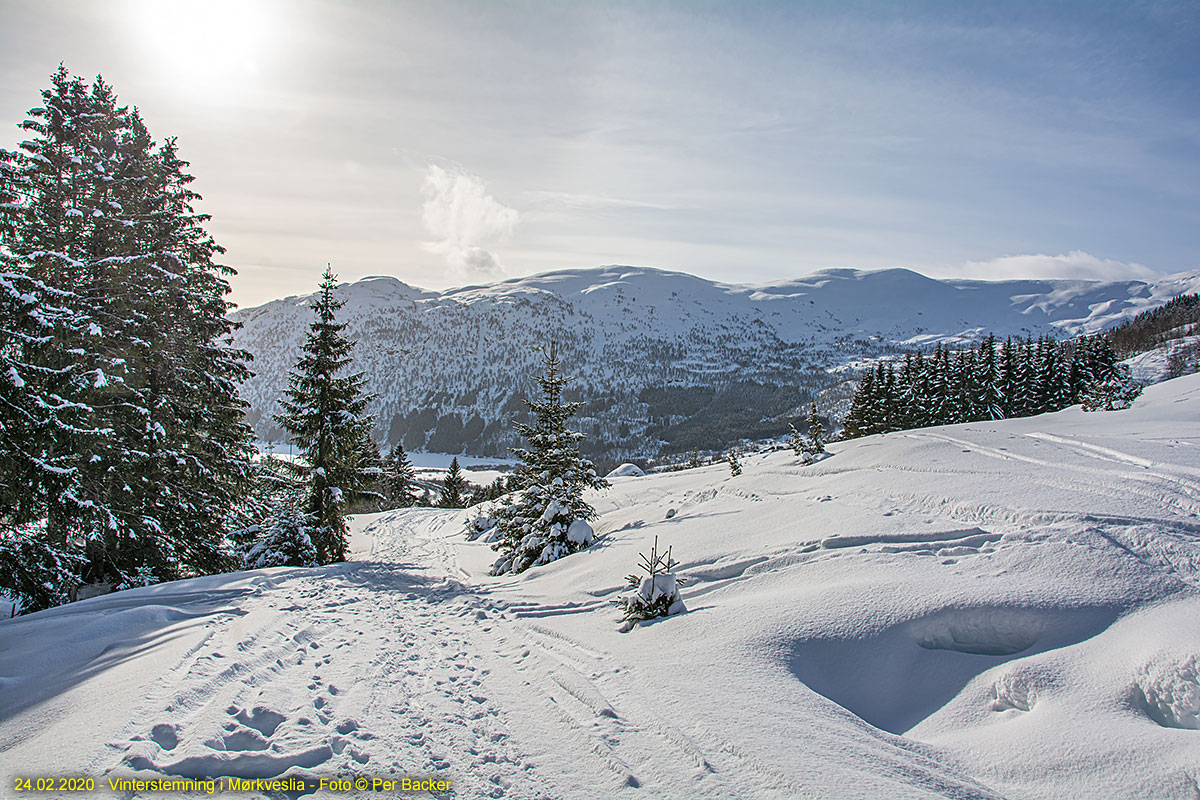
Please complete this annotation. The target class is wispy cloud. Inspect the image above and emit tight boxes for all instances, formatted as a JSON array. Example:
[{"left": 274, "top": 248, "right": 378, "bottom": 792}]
[
  {"left": 524, "top": 190, "right": 675, "bottom": 211},
  {"left": 959, "top": 251, "right": 1160, "bottom": 282},
  {"left": 421, "top": 165, "right": 518, "bottom": 280}
]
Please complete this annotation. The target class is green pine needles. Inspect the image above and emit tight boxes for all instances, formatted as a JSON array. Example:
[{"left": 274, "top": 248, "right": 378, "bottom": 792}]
[
  {"left": 439, "top": 457, "right": 469, "bottom": 508},
  {"left": 488, "top": 342, "right": 608, "bottom": 575},
  {"left": 844, "top": 334, "right": 1139, "bottom": 438},
  {"left": 1, "top": 67, "right": 257, "bottom": 609},
  {"left": 274, "top": 266, "right": 378, "bottom": 563}
]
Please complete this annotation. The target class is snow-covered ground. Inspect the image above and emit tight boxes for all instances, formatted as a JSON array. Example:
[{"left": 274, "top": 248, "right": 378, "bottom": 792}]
[
  {"left": 404, "top": 452, "right": 516, "bottom": 472},
  {"left": 3, "top": 375, "right": 1200, "bottom": 798},
  {"left": 253, "top": 447, "right": 512, "bottom": 493},
  {"left": 390, "top": 453, "right": 513, "bottom": 492},
  {"left": 1124, "top": 334, "right": 1200, "bottom": 383}
]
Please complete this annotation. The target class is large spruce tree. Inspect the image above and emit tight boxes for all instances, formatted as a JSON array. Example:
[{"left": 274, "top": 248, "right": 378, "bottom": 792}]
[
  {"left": 274, "top": 266, "right": 376, "bottom": 563},
  {"left": 1, "top": 67, "right": 256, "bottom": 607},
  {"left": 488, "top": 342, "right": 608, "bottom": 575}
]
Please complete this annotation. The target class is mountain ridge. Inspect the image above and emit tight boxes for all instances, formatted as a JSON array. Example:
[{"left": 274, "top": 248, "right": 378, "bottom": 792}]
[{"left": 231, "top": 265, "right": 1200, "bottom": 462}]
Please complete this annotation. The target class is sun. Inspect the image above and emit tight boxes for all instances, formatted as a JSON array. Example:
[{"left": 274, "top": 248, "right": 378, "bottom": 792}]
[{"left": 132, "top": 0, "right": 276, "bottom": 87}]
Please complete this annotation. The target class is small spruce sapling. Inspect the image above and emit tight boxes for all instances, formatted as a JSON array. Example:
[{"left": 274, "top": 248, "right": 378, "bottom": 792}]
[
  {"left": 791, "top": 404, "right": 828, "bottom": 464},
  {"left": 487, "top": 342, "right": 607, "bottom": 575},
  {"left": 726, "top": 449, "right": 743, "bottom": 477},
  {"left": 615, "top": 535, "right": 686, "bottom": 631}
]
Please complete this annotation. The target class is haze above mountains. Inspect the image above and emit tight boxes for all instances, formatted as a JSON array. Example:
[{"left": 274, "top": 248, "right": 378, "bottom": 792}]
[{"left": 232, "top": 265, "right": 1200, "bottom": 463}]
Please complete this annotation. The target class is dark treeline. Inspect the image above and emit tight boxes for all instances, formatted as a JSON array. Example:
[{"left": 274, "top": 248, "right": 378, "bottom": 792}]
[
  {"left": 843, "top": 334, "right": 1129, "bottom": 438},
  {"left": 1105, "top": 293, "right": 1199, "bottom": 358}
]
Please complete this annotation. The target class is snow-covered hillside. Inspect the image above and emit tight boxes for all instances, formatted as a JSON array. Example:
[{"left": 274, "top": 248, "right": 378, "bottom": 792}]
[
  {"left": 3, "top": 374, "right": 1199, "bottom": 799},
  {"left": 231, "top": 265, "right": 1200, "bottom": 461},
  {"left": 1125, "top": 335, "right": 1200, "bottom": 383}
]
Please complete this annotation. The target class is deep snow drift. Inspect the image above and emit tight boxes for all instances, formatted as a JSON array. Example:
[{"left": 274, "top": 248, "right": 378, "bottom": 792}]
[{"left": 3, "top": 375, "right": 1200, "bottom": 799}]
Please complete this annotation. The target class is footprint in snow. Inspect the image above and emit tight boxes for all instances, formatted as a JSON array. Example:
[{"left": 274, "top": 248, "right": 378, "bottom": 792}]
[
  {"left": 230, "top": 705, "right": 287, "bottom": 737},
  {"left": 150, "top": 724, "right": 179, "bottom": 751},
  {"left": 204, "top": 728, "right": 269, "bottom": 752}
]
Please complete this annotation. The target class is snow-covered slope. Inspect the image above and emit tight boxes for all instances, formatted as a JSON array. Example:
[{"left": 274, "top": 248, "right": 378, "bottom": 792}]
[
  {"left": 1125, "top": 335, "right": 1200, "bottom": 383},
  {"left": 4, "top": 375, "right": 1199, "bottom": 799},
  {"left": 231, "top": 266, "right": 1200, "bottom": 461}
]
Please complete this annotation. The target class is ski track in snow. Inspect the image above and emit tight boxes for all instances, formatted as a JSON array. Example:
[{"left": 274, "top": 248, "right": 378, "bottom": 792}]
[
  {"left": 91, "top": 513, "right": 552, "bottom": 798},
  {"left": 82, "top": 511, "right": 819, "bottom": 799},
  {"left": 897, "top": 428, "right": 1200, "bottom": 586}
]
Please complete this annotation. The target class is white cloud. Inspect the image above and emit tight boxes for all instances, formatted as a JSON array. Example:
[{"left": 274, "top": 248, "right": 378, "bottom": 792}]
[
  {"left": 421, "top": 165, "right": 518, "bottom": 280},
  {"left": 959, "top": 251, "right": 1160, "bottom": 282}
]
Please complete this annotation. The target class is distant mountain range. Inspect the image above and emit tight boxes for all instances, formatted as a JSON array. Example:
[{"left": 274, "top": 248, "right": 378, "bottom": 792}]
[{"left": 231, "top": 265, "right": 1200, "bottom": 464}]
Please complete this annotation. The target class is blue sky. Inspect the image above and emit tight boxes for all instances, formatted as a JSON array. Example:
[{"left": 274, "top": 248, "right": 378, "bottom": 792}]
[{"left": 2, "top": 0, "right": 1197, "bottom": 307}]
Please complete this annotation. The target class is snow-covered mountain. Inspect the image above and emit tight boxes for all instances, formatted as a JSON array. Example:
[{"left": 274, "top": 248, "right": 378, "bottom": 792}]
[
  {"left": 4, "top": 373, "right": 1199, "bottom": 798},
  {"left": 231, "top": 265, "right": 1200, "bottom": 461}
]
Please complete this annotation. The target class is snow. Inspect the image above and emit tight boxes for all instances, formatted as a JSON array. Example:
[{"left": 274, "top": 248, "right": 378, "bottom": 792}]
[
  {"left": 2, "top": 374, "right": 1200, "bottom": 797},
  {"left": 539, "top": 499, "right": 564, "bottom": 524},
  {"left": 403, "top": 451, "right": 517, "bottom": 470},
  {"left": 638, "top": 573, "right": 676, "bottom": 603},
  {"left": 232, "top": 265, "right": 1200, "bottom": 458},
  {"left": 1124, "top": 334, "right": 1200, "bottom": 382},
  {"left": 607, "top": 462, "right": 646, "bottom": 477},
  {"left": 566, "top": 518, "right": 593, "bottom": 545}
]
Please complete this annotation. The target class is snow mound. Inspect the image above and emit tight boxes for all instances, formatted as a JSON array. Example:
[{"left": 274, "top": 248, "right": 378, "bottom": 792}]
[
  {"left": 989, "top": 670, "right": 1036, "bottom": 713},
  {"left": 566, "top": 519, "right": 593, "bottom": 545},
  {"left": 639, "top": 572, "right": 673, "bottom": 599},
  {"left": 1136, "top": 655, "right": 1200, "bottom": 729},
  {"left": 606, "top": 463, "right": 645, "bottom": 477},
  {"left": 124, "top": 744, "right": 333, "bottom": 781}
]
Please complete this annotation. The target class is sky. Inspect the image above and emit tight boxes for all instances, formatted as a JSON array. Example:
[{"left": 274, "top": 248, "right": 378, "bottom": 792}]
[{"left": 2, "top": 0, "right": 1198, "bottom": 309}]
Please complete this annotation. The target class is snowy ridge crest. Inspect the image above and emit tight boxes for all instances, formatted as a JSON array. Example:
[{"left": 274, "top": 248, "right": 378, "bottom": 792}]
[{"left": 231, "top": 265, "right": 1200, "bottom": 459}]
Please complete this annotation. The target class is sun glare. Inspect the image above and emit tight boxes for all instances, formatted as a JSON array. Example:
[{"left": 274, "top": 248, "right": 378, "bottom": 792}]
[{"left": 132, "top": 0, "right": 275, "bottom": 87}]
